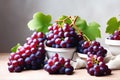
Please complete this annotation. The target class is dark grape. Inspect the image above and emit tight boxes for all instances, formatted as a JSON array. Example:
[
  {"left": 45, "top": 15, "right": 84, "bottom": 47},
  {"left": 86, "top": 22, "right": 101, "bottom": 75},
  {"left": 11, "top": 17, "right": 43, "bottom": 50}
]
[{"left": 65, "top": 68, "right": 73, "bottom": 75}]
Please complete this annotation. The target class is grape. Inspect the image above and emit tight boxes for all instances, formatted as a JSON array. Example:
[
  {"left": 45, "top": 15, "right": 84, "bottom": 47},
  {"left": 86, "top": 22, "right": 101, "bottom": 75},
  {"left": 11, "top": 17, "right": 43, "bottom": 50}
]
[
  {"left": 108, "top": 30, "right": 120, "bottom": 40},
  {"left": 46, "top": 23, "right": 78, "bottom": 48},
  {"left": 55, "top": 38, "right": 62, "bottom": 45},
  {"left": 60, "top": 41, "right": 66, "bottom": 48},
  {"left": 8, "top": 32, "right": 46, "bottom": 72},
  {"left": 65, "top": 68, "right": 73, "bottom": 75},
  {"left": 47, "top": 59, "right": 54, "bottom": 66},
  {"left": 86, "top": 54, "right": 111, "bottom": 76},
  {"left": 44, "top": 53, "right": 74, "bottom": 75},
  {"left": 59, "top": 67, "right": 65, "bottom": 74},
  {"left": 59, "top": 57, "right": 65, "bottom": 65},
  {"left": 8, "top": 65, "right": 14, "bottom": 72},
  {"left": 14, "top": 66, "right": 22, "bottom": 72}
]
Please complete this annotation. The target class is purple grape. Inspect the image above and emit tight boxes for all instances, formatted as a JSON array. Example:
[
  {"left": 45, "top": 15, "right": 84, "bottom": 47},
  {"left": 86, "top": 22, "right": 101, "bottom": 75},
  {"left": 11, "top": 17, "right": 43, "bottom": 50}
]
[
  {"left": 59, "top": 67, "right": 65, "bottom": 74},
  {"left": 65, "top": 68, "right": 73, "bottom": 75}
]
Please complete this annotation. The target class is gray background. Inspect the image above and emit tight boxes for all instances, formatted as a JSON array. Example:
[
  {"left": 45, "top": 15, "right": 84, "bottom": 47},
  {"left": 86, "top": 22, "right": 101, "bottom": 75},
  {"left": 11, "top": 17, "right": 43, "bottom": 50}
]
[{"left": 0, "top": 0, "right": 120, "bottom": 52}]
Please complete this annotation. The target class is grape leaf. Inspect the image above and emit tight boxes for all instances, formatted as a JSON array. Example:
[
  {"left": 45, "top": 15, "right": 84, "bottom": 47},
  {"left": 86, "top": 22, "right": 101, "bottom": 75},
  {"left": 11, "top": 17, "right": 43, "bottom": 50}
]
[
  {"left": 27, "top": 12, "right": 52, "bottom": 33},
  {"left": 11, "top": 43, "right": 21, "bottom": 52},
  {"left": 76, "top": 17, "right": 101, "bottom": 40},
  {"left": 75, "top": 17, "right": 87, "bottom": 31},
  {"left": 106, "top": 17, "right": 120, "bottom": 34}
]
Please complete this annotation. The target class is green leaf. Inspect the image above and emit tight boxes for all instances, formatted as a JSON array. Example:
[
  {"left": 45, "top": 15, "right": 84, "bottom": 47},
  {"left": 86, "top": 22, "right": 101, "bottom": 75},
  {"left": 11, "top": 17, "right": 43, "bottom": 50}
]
[
  {"left": 84, "top": 22, "right": 101, "bottom": 40},
  {"left": 57, "top": 15, "right": 72, "bottom": 25},
  {"left": 76, "top": 17, "right": 101, "bottom": 40},
  {"left": 106, "top": 17, "right": 120, "bottom": 34},
  {"left": 11, "top": 43, "right": 21, "bottom": 52},
  {"left": 75, "top": 17, "right": 87, "bottom": 31},
  {"left": 28, "top": 12, "right": 52, "bottom": 33}
]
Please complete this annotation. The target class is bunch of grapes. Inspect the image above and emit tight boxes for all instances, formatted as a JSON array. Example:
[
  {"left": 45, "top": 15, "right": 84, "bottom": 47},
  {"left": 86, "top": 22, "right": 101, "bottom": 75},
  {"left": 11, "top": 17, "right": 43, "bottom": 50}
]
[
  {"left": 44, "top": 53, "right": 74, "bottom": 75},
  {"left": 8, "top": 32, "right": 46, "bottom": 72},
  {"left": 86, "top": 54, "right": 111, "bottom": 76},
  {"left": 45, "top": 23, "right": 78, "bottom": 48},
  {"left": 78, "top": 41, "right": 107, "bottom": 57},
  {"left": 84, "top": 41, "right": 107, "bottom": 57},
  {"left": 107, "top": 30, "right": 120, "bottom": 40}
]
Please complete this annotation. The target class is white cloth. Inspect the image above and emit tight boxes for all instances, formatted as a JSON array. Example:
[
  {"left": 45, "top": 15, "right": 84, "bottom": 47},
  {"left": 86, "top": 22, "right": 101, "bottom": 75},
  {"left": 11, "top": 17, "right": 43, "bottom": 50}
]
[{"left": 71, "top": 52, "right": 120, "bottom": 70}]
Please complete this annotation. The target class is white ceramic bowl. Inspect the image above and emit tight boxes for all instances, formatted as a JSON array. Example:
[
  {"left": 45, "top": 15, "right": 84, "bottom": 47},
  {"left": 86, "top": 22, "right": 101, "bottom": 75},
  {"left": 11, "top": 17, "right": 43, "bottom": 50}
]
[
  {"left": 45, "top": 45, "right": 76, "bottom": 59},
  {"left": 105, "top": 39, "right": 120, "bottom": 56}
]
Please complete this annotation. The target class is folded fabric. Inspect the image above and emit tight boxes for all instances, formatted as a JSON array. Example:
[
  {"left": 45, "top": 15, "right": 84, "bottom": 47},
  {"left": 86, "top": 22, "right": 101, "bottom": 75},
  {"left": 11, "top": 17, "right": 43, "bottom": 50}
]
[{"left": 71, "top": 52, "right": 120, "bottom": 70}]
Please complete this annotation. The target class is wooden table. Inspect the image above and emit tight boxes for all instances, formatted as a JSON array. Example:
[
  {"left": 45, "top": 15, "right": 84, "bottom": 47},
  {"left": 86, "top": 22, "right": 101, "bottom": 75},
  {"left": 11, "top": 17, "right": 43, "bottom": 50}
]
[{"left": 0, "top": 53, "right": 120, "bottom": 80}]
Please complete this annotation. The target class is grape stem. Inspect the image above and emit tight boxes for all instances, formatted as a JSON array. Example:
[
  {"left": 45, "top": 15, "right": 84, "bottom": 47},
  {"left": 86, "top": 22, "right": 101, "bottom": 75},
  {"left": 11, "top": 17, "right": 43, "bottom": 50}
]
[
  {"left": 55, "top": 15, "right": 90, "bottom": 41},
  {"left": 70, "top": 16, "right": 82, "bottom": 35},
  {"left": 55, "top": 16, "right": 71, "bottom": 28}
]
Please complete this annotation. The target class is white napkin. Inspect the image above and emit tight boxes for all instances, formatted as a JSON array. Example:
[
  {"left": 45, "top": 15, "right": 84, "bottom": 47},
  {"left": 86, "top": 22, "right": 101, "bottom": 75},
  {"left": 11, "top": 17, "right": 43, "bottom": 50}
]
[
  {"left": 71, "top": 52, "right": 86, "bottom": 69},
  {"left": 106, "top": 54, "right": 120, "bottom": 70},
  {"left": 71, "top": 52, "right": 120, "bottom": 70}
]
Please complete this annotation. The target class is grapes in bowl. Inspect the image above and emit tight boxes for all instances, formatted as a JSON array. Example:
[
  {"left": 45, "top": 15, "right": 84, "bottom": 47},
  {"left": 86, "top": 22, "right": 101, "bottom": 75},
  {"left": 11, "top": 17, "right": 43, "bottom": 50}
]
[
  {"left": 105, "top": 30, "right": 120, "bottom": 56},
  {"left": 45, "top": 23, "right": 78, "bottom": 59}
]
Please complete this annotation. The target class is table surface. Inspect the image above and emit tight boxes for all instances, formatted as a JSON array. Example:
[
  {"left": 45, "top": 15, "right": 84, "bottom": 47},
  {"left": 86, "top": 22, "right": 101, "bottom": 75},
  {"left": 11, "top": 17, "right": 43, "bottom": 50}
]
[{"left": 0, "top": 53, "right": 120, "bottom": 80}]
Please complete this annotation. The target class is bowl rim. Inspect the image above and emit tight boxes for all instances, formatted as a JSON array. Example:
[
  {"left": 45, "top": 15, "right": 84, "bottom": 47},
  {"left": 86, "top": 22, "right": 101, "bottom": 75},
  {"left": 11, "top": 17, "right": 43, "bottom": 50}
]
[
  {"left": 44, "top": 44, "right": 76, "bottom": 52},
  {"left": 105, "top": 39, "right": 120, "bottom": 46}
]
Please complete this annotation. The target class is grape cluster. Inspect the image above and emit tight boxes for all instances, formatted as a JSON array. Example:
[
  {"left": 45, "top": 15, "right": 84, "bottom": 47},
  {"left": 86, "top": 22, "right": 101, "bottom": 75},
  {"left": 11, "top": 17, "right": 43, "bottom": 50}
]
[
  {"left": 46, "top": 23, "right": 78, "bottom": 48},
  {"left": 86, "top": 54, "right": 111, "bottom": 76},
  {"left": 107, "top": 30, "right": 120, "bottom": 40},
  {"left": 77, "top": 40, "right": 107, "bottom": 57},
  {"left": 82, "top": 41, "right": 107, "bottom": 57},
  {"left": 44, "top": 53, "right": 74, "bottom": 75},
  {"left": 8, "top": 32, "right": 46, "bottom": 72}
]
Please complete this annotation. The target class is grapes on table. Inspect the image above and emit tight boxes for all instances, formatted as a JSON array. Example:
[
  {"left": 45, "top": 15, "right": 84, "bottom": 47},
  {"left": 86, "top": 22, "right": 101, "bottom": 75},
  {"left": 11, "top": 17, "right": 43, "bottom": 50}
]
[
  {"left": 86, "top": 54, "right": 111, "bottom": 76},
  {"left": 44, "top": 53, "right": 74, "bottom": 75},
  {"left": 8, "top": 32, "right": 46, "bottom": 72}
]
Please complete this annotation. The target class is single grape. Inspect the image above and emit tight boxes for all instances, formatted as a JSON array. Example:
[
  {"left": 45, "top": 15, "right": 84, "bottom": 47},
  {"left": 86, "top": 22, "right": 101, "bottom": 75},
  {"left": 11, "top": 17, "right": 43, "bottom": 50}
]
[{"left": 65, "top": 68, "right": 73, "bottom": 75}]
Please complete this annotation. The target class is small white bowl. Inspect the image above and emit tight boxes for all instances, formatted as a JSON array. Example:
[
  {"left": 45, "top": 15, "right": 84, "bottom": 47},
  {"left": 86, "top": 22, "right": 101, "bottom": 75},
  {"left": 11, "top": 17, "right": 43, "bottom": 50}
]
[
  {"left": 105, "top": 39, "right": 120, "bottom": 56},
  {"left": 45, "top": 45, "right": 76, "bottom": 59}
]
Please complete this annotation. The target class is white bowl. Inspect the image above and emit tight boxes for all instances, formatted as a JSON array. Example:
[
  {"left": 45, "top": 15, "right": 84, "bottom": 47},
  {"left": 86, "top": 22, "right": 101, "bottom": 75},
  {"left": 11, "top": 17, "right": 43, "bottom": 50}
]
[
  {"left": 45, "top": 45, "right": 76, "bottom": 59},
  {"left": 105, "top": 39, "right": 120, "bottom": 56}
]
